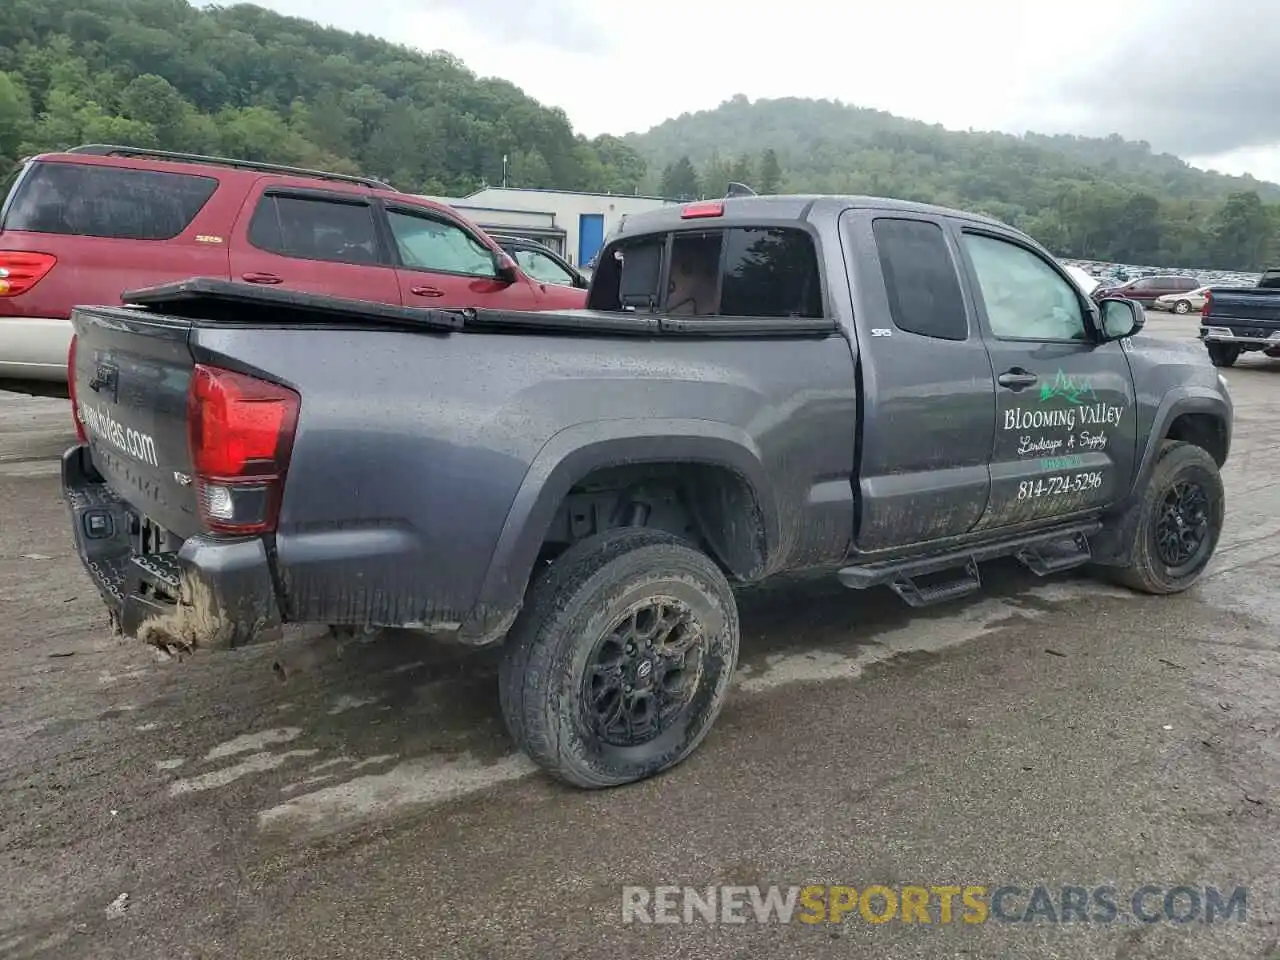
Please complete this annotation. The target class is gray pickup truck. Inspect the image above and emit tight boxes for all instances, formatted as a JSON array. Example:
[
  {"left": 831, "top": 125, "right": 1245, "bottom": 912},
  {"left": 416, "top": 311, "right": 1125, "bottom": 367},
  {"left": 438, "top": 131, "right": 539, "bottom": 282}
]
[{"left": 62, "top": 194, "right": 1232, "bottom": 788}]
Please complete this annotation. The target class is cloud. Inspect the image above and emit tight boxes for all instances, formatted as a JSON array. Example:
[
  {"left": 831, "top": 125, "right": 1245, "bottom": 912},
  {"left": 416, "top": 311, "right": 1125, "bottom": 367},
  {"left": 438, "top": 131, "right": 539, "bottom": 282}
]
[
  {"left": 1043, "top": 0, "right": 1280, "bottom": 158},
  {"left": 231, "top": 0, "right": 609, "bottom": 56}
]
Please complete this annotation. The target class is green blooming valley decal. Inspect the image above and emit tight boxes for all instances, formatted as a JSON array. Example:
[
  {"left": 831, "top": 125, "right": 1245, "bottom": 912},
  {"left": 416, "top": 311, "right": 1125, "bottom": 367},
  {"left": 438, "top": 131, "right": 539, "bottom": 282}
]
[{"left": 1039, "top": 370, "right": 1099, "bottom": 405}]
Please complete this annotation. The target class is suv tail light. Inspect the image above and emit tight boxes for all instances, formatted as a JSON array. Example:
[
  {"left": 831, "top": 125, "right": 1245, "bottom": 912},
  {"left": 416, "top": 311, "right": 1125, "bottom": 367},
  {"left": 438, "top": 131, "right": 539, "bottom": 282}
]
[
  {"left": 187, "top": 364, "right": 300, "bottom": 535},
  {"left": 1202, "top": 291, "right": 1212, "bottom": 318},
  {"left": 68, "top": 334, "right": 87, "bottom": 443},
  {"left": 0, "top": 251, "right": 57, "bottom": 297}
]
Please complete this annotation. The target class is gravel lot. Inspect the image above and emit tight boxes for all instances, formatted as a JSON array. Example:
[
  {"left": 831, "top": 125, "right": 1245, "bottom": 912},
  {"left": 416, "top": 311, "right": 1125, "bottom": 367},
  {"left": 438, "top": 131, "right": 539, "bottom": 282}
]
[{"left": 2, "top": 314, "right": 1279, "bottom": 960}]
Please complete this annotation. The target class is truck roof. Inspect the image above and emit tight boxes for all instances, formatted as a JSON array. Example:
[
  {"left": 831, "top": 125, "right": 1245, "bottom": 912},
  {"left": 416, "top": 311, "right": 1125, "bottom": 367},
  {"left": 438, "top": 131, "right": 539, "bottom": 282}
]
[{"left": 613, "top": 194, "right": 1009, "bottom": 238}]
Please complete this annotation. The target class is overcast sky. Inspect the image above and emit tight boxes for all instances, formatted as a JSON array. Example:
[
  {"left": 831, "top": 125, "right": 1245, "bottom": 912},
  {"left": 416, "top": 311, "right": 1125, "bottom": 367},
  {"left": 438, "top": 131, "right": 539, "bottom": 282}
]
[{"left": 238, "top": 0, "right": 1280, "bottom": 184}]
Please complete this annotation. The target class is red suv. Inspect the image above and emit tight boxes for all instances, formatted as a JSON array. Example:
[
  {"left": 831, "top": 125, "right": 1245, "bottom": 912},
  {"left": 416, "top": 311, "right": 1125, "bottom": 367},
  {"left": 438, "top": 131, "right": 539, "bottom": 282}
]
[{"left": 0, "top": 145, "right": 587, "bottom": 386}]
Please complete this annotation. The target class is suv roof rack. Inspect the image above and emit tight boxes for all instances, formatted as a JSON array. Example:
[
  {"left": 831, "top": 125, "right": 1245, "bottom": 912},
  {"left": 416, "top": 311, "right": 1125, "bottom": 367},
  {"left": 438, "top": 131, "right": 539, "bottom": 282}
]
[{"left": 63, "top": 144, "right": 398, "bottom": 191}]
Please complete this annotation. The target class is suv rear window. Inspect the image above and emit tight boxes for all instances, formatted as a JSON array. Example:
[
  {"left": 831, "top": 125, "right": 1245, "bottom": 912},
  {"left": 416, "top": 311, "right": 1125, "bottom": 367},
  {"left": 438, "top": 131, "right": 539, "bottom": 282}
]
[
  {"left": 2, "top": 161, "right": 217, "bottom": 240},
  {"left": 589, "top": 226, "right": 823, "bottom": 318}
]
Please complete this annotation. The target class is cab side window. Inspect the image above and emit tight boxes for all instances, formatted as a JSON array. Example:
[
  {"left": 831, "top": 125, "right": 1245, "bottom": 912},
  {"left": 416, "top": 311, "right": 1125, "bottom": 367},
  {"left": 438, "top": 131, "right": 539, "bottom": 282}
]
[
  {"left": 963, "top": 233, "right": 1087, "bottom": 342},
  {"left": 872, "top": 218, "right": 968, "bottom": 340}
]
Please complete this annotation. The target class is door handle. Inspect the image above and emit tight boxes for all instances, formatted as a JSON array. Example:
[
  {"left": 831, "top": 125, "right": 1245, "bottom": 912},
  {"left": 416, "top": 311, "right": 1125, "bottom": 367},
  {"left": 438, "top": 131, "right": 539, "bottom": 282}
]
[
  {"left": 998, "top": 368, "right": 1039, "bottom": 390},
  {"left": 410, "top": 285, "right": 445, "bottom": 298},
  {"left": 241, "top": 272, "right": 282, "bottom": 285}
]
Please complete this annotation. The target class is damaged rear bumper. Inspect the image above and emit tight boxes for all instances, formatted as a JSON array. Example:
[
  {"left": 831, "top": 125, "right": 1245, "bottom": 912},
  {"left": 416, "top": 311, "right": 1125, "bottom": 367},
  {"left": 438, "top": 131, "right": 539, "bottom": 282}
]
[{"left": 62, "top": 444, "right": 282, "bottom": 650}]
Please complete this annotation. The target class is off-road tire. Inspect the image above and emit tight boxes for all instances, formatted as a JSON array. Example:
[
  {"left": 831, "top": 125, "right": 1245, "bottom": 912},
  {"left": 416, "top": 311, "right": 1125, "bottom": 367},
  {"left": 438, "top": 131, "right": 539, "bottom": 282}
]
[
  {"left": 1108, "top": 441, "right": 1224, "bottom": 594},
  {"left": 498, "top": 528, "right": 739, "bottom": 788},
  {"left": 1173, "top": 299, "right": 1192, "bottom": 314},
  {"left": 1207, "top": 343, "right": 1240, "bottom": 367}
]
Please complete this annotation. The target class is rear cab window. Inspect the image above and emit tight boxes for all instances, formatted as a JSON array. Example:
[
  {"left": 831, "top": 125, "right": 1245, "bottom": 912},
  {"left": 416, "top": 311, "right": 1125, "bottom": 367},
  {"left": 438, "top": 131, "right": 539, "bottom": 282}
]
[
  {"left": 588, "top": 224, "right": 823, "bottom": 319},
  {"left": 2, "top": 161, "right": 217, "bottom": 240}
]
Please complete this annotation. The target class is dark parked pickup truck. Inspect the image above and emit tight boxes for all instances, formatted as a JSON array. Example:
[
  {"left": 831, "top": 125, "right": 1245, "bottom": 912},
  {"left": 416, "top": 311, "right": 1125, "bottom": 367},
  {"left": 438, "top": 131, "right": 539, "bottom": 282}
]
[
  {"left": 1200, "top": 269, "right": 1280, "bottom": 366},
  {"left": 62, "top": 195, "right": 1233, "bottom": 788}
]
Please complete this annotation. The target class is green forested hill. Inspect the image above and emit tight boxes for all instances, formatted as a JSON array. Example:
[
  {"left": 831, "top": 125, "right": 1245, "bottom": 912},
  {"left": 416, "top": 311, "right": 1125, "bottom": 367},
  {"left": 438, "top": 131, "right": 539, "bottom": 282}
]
[
  {"left": 628, "top": 96, "right": 1280, "bottom": 270},
  {"left": 0, "top": 0, "right": 646, "bottom": 196}
]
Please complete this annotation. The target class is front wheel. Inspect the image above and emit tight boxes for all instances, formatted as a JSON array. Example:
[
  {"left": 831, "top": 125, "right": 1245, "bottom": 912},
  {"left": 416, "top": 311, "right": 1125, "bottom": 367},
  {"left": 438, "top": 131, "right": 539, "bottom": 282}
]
[
  {"left": 499, "top": 528, "right": 739, "bottom": 788},
  {"left": 1206, "top": 343, "right": 1240, "bottom": 367},
  {"left": 1173, "top": 300, "right": 1191, "bottom": 314},
  {"left": 1108, "top": 441, "right": 1224, "bottom": 594}
]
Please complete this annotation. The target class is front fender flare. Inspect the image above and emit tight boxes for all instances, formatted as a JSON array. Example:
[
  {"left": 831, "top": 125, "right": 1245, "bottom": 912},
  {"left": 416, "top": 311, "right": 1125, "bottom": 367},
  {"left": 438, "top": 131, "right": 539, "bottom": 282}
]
[
  {"left": 1130, "top": 386, "right": 1231, "bottom": 498},
  {"left": 458, "top": 419, "right": 777, "bottom": 642},
  {"left": 1094, "top": 387, "right": 1232, "bottom": 568}
]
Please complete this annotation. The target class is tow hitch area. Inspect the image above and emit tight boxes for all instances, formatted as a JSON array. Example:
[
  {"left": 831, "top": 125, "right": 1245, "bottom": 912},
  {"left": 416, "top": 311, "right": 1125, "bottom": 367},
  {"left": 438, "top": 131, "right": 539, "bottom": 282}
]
[{"left": 62, "top": 445, "right": 283, "bottom": 654}]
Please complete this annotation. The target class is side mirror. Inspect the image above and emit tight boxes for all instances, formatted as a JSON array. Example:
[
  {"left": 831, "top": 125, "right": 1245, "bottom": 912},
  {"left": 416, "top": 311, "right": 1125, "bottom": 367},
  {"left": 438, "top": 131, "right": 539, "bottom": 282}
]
[
  {"left": 1097, "top": 297, "right": 1144, "bottom": 341},
  {"left": 571, "top": 271, "right": 589, "bottom": 289},
  {"left": 494, "top": 253, "right": 519, "bottom": 285}
]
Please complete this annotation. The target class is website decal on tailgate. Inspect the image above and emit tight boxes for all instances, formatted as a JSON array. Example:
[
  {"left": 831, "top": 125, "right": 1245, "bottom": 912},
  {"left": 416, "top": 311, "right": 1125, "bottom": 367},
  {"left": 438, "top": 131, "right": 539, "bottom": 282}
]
[{"left": 80, "top": 403, "right": 160, "bottom": 467}]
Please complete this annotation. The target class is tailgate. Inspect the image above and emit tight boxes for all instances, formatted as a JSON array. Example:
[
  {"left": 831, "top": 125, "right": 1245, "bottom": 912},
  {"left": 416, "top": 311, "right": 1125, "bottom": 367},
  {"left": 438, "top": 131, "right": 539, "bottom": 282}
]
[
  {"left": 1205, "top": 288, "right": 1280, "bottom": 326},
  {"left": 70, "top": 305, "right": 202, "bottom": 538}
]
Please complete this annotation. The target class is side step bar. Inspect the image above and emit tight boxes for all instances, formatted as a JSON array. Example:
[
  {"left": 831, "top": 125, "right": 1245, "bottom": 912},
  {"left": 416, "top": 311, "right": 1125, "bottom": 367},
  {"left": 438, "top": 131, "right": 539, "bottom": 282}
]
[{"left": 838, "top": 521, "right": 1101, "bottom": 609}]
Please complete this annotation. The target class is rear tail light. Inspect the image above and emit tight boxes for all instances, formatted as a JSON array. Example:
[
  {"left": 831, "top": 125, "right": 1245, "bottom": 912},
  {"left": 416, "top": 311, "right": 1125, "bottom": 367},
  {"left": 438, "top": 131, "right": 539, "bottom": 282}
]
[
  {"left": 187, "top": 364, "right": 300, "bottom": 536},
  {"left": 0, "top": 251, "right": 57, "bottom": 297},
  {"left": 1202, "top": 291, "right": 1212, "bottom": 318},
  {"left": 67, "top": 334, "right": 87, "bottom": 443}
]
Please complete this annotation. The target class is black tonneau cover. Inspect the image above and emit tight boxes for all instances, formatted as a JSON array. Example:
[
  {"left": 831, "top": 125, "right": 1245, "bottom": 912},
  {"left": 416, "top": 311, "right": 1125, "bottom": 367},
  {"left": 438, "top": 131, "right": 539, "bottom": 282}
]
[
  {"left": 120, "top": 277, "right": 465, "bottom": 332},
  {"left": 114, "top": 278, "right": 838, "bottom": 339}
]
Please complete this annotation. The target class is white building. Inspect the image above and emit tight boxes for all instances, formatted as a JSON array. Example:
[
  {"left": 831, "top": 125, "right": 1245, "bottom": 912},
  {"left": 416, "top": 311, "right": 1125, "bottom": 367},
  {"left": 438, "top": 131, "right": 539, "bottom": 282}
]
[{"left": 426, "top": 187, "right": 679, "bottom": 268}]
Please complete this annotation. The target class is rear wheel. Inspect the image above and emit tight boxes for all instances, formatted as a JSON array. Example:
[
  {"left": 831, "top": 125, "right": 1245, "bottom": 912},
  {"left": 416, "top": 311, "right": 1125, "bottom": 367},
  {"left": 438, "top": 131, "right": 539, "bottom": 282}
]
[
  {"left": 1173, "top": 299, "right": 1191, "bottom": 314},
  {"left": 1206, "top": 343, "right": 1240, "bottom": 367},
  {"left": 1108, "top": 441, "right": 1224, "bottom": 594},
  {"left": 499, "top": 528, "right": 739, "bottom": 788}
]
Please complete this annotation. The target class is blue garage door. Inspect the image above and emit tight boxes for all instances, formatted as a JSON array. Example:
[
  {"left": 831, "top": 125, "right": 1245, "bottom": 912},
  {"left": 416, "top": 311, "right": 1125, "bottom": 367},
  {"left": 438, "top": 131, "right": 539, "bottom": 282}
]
[{"left": 578, "top": 213, "right": 605, "bottom": 266}]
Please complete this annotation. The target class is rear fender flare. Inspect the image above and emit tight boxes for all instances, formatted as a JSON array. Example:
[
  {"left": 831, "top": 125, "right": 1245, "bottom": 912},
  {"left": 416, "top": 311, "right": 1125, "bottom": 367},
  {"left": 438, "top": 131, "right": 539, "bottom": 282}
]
[{"left": 461, "top": 419, "right": 777, "bottom": 641}]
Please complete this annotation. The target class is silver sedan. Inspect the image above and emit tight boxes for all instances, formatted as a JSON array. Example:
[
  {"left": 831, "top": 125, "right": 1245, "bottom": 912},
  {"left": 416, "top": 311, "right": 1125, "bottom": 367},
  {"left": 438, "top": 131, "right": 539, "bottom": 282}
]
[{"left": 1151, "top": 286, "right": 1212, "bottom": 314}]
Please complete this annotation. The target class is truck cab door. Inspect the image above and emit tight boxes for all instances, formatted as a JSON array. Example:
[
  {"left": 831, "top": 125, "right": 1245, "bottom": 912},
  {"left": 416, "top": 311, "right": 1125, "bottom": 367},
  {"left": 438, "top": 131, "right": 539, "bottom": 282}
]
[
  {"left": 840, "top": 210, "right": 995, "bottom": 552},
  {"left": 956, "top": 228, "right": 1138, "bottom": 530}
]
